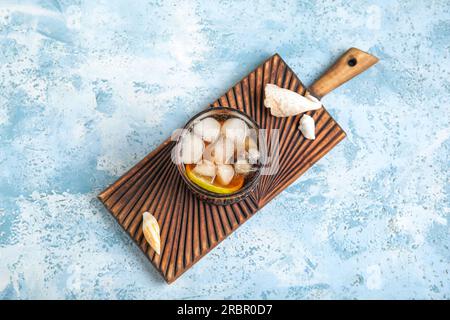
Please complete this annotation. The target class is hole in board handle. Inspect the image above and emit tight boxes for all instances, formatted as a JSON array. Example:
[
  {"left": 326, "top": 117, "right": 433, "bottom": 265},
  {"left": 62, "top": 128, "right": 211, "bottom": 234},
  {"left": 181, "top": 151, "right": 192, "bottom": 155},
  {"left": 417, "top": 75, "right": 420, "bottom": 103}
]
[{"left": 348, "top": 58, "right": 357, "bottom": 67}]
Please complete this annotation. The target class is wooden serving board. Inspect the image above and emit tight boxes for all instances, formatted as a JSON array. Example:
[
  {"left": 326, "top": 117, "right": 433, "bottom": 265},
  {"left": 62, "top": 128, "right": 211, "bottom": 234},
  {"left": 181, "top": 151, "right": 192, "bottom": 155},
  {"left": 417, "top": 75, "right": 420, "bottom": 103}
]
[{"left": 98, "top": 50, "right": 377, "bottom": 283}]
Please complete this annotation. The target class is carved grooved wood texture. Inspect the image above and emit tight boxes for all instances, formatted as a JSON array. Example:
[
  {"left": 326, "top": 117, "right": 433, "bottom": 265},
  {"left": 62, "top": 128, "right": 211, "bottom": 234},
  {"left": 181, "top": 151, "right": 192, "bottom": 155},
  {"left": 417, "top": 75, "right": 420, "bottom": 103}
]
[{"left": 98, "top": 54, "right": 346, "bottom": 283}]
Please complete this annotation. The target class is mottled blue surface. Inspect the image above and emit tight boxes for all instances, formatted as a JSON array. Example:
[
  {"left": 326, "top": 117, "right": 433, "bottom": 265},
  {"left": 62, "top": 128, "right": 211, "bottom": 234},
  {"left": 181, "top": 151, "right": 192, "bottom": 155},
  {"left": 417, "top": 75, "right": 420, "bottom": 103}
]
[{"left": 1, "top": 0, "right": 449, "bottom": 300}]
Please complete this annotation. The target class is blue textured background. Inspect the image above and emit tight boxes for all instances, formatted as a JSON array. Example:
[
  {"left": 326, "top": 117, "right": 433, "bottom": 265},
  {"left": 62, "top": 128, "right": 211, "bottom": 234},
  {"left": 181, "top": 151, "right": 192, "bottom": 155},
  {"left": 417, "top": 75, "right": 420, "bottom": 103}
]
[{"left": 1, "top": 0, "right": 449, "bottom": 299}]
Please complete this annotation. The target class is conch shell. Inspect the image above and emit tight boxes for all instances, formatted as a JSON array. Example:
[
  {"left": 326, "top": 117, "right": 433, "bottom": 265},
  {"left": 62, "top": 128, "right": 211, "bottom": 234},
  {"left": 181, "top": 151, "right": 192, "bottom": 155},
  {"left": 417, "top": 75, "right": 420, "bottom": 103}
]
[
  {"left": 264, "top": 84, "right": 322, "bottom": 117},
  {"left": 142, "top": 211, "right": 161, "bottom": 255}
]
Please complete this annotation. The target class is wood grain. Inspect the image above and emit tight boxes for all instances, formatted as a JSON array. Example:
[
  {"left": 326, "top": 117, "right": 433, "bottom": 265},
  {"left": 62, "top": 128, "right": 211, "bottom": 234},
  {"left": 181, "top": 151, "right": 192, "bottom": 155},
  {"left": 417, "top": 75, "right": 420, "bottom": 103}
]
[
  {"left": 309, "top": 47, "right": 379, "bottom": 99},
  {"left": 98, "top": 54, "right": 348, "bottom": 283}
]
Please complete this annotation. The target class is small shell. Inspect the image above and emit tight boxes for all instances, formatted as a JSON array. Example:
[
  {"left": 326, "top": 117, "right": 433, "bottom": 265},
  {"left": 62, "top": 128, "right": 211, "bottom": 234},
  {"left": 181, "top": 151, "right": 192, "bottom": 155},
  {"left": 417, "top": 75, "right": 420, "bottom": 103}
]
[
  {"left": 180, "top": 133, "right": 204, "bottom": 164},
  {"left": 193, "top": 160, "right": 216, "bottom": 177},
  {"left": 216, "top": 164, "right": 235, "bottom": 185},
  {"left": 212, "top": 137, "right": 234, "bottom": 164},
  {"left": 193, "top": 117, "right": 221, "bottom": 143},
  {"left": 264, "top": 84, "right": 322, "bottom": 117},
  {"left": 299, "top": 114, "right": 315, "bottom": 140},
  {"left": 142, "top": 212, "right": 161, "bottom": 255},
  {"left": 221, "top": 118, "right": 249, "bottom": 145}
]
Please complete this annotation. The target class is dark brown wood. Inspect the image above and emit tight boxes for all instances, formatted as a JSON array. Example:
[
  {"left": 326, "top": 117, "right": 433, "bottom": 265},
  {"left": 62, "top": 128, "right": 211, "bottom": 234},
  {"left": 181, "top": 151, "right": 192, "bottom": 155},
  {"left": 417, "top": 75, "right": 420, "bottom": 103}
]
[
  {"left": 309, "top": 47, "right": 379, "bottom": 99},
  {"left": 98, "top": 51, "right": 376, "bottom": 283}
]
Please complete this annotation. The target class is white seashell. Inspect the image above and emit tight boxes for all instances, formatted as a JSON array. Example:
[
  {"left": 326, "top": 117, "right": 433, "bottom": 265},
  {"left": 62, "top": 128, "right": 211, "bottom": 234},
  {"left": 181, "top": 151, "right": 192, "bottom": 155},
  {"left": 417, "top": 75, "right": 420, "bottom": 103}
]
[
  {"left": 212, "top": 137, "right": 234, "bottom": 164},
  {"left": 193, "top": 159, "right": 216, "bottom": 177},
  {"left": 216, "top": 164, "right": 235, "bottom": 186},
  {"left": 221, "top": 118, "right": 249, "bottom": 145},
  {"left": 264, "top": 84, "right": 322, "bottom": 117},
  {"left": 142, "top": 212, "right": 161, "bottom": 255},
  {"left": 234, "top": 159, "right": 254, "bottom": 175},
  {"left": 298, "top": 114, "right": 316, "bottom": 140},
  {"left": 180, "top": 133, "right": 204, "bottom": 164},
  {"left": 193, "top": 117, "right": 221, "bottom": 143},
  {"left": 305, "top": 92, "right": 320, "bottom": 103}
]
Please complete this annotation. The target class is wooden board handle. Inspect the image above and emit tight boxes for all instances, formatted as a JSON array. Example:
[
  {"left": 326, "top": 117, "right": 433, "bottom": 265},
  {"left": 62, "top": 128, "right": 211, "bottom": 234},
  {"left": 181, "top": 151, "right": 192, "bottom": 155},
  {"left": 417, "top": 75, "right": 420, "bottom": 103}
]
[{"left": 309, "top": 47, "right": 379, "bottom": 99}]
